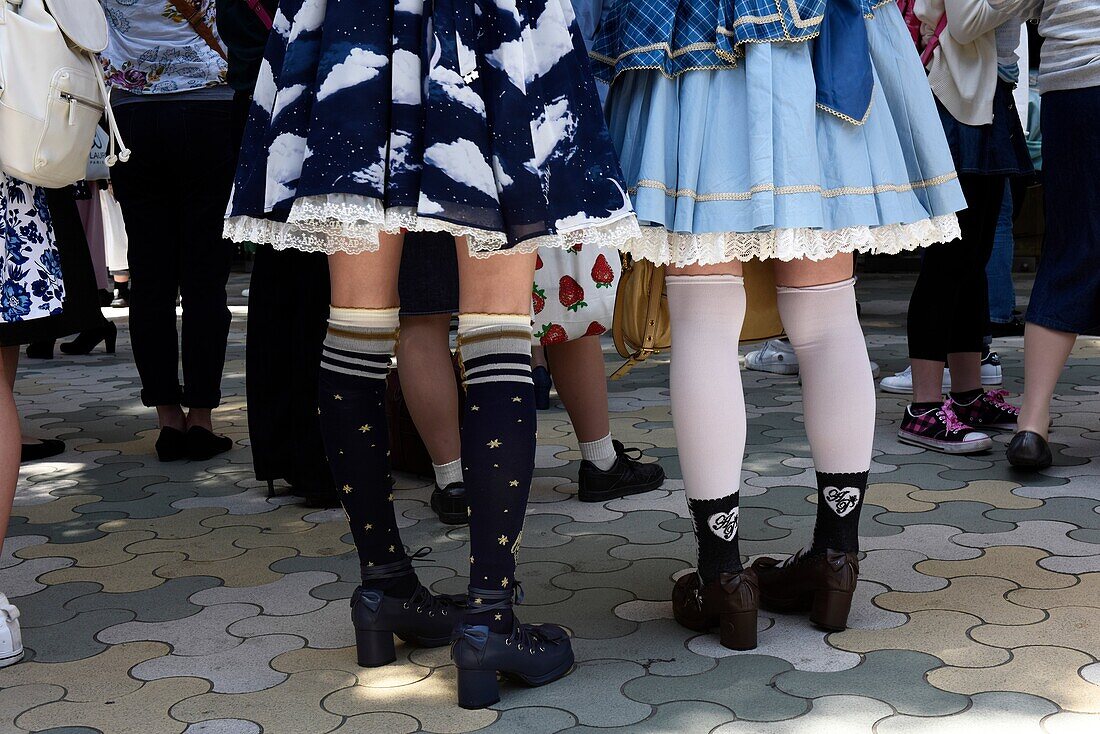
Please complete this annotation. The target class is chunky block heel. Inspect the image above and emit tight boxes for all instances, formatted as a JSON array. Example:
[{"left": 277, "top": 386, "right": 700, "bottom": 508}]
[
  {"left": 719, "top": 609, "right": 758, "bottom": 650},
  {"left": 355, "top": 628, "right": 396, "bottom": 667},
  {"left": 456, "top": 668, "right": 500, "bottom": 709},
  {"left": 810, "top": 589, "right": 853, "bottom": 631}
]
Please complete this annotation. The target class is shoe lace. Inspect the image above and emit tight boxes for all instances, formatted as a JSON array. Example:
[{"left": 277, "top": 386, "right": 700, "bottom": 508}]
[
  {"left": 403, "top": 583, "right": 460, "bottom": 617},
  {"left": 938, "top": 402, "right": 968, "bottom": 434},
  {"left": 507, "top": 617, "right": 566, "bottom": 654},
  {"left": 986, "top": 390, "right": 1019, "bottom": 413}
]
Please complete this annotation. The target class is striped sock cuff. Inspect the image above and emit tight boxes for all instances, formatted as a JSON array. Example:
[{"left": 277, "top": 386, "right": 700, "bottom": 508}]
[
  {"left": 321, "top": 307, "right": 399, "bottom": 380},
  {"left": 457, "top": 315, "right": 533, "bottom": 388}
]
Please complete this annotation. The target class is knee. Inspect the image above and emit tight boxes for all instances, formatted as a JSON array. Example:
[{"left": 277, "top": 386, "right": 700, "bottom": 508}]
[{"left": 776, "top": 279, "right": 860, "bottom": 346}]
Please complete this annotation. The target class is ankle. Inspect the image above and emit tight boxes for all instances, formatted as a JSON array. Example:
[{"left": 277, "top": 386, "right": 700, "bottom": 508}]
[
  {"left": 157, "top": 406, "right": 186, "bottom": 431},
  {"left": 950, "top": 388, "right": 984, "bottom": 404},
  {"left": 186, "top": 409, "right": 214, "bottom": 432},
  {"left": 465, "top": 588, "right": 515, "bottom": 633}
]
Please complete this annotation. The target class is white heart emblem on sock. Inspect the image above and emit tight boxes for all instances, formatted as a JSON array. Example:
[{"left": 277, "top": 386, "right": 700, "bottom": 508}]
[
  {"left": 708, "top": 508, "right": 739, "bottom": 541},
  {"left": 822, "top": 486, "right": 861, "bottom": 517}
]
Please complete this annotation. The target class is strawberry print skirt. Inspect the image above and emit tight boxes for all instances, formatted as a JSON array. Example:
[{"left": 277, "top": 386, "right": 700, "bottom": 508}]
[
  {"left": 533, "top": 245, "right": 621, "bottom": 345},
  {"left": 224, "top": 0, "right": 639, "bottom": 258}
]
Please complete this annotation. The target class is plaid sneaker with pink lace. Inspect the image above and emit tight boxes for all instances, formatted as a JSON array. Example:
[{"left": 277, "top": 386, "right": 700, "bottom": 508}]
[
  {"left": 949, "top": 390, "right": 1020, "bottom": 431},
  {"left": 898, "top": 401, "right": 994, "bottom": 454}
]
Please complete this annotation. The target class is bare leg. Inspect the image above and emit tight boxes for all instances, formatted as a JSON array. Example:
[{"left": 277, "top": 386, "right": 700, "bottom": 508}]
[
  {"left": 1018, "top": 323, "right": 1077, "bottom": 438},
  {"left": 946, "top": 352, "right": 982, "bottom": 394},
  {"left": 546, "top": 336, "right": 610, "bottom": 443},
  {"left": 0, "top": 346, "right": 21, "bottom": 553},
  {"left": 186, "top": 407, "right": 214, "bottom": 432},
  {"left": 397, "top": 314, "right": 461, "bottom": 464},
  {"left": 911, "top": 359, "right": 947, "bottom": 404}
]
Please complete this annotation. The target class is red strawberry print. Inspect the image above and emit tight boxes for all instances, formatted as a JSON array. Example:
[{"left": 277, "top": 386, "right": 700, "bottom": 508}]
[
  {"left": 536, "top": 323, "right": 568, "bottom": 345},
  {"left": 591, "top": 254, "right": 615, "bottom": 288},
  {"left": 558, "top": 276, "right": 587, "bottom": 312},
  {"left": 532, "top": 284, "right": 546, "bottom": 315},
  {"left": 584, "top": 321, "right": 607, "bottom": 337},
  {"left": 569, "top": 243, "right": 583, "bottom": 254},
  {"left": 536, "top": 253, "right": 544, "bottom": 270}
]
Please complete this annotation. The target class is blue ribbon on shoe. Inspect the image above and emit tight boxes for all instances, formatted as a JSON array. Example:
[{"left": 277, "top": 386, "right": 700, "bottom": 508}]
[
  {"left": 812, "top": 0, "right": 875, "bottom": 126},
  {"left": 354, "top": 588, "right": 384, "bottom": 613},
  {"left": 461, "top": 625, "right": 490, "bottom": 650}
]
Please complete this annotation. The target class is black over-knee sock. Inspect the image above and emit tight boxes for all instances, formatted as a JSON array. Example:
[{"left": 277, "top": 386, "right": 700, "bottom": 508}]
[
  {"left": 317, "top": 307, "right": 416, "bottom": 597},
  {"left": 458, "top": 315, "right": 536, "bottom": 632}
]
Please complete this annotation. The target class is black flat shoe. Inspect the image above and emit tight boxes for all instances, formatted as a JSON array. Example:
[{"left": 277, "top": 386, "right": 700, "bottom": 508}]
[
  {"left": 60, "top": 322, "right": 117, "bottom": 355},
  {"left": 577, "top": 440, "right": 666, "bottom": 503},
  {"left": 353, "top": 556, "right": 465, "bottom": 668},
  {"left": 1007, "top": 430, "right": 1053, "bottom": 470},
  {"left": 431, "top": 482, "right": 468, "bottom": 525},
  {"left": 186, "top": 426, "right": 233, "bottom": 461},
  {"left": 451, "top": 588, "right": 574, "bottom": 709},
  {"left": 21, "top": 438, "right": 65, "bottom": 463},
  {"left": 155, "top": 427, "right": 188, "bottom": 462}
]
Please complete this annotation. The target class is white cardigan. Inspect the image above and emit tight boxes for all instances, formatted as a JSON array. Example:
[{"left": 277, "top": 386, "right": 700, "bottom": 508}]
[{"left": 916, "top": 0, "right": 1019, "bottom": 125}]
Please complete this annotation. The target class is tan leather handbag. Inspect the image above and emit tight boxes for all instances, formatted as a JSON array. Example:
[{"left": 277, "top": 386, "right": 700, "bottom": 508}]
[{"left": 611, "top": 255, "right": 784, "bottom": 378}]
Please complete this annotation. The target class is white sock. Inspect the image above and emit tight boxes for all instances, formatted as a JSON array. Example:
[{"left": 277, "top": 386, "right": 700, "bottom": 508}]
[
  {"left": 433, "top": 458, "right": 463, "bottom": 488},
  {"left": 579, "top": 433, "right": 617, "bottom": 471},
  {"left": 666, "top": 275, "right": 747, "bottom": 500},
  {"left": 776, "top": 278, "right": 876, "bottom": 473}
]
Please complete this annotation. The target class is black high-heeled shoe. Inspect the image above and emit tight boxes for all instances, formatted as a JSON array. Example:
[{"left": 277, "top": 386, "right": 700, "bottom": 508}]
[
  {"left": 353, "top": 555, "right": 465, "bottom": 668},
  {"left": 24, "top": 341, "right": 55, "bottom": 360},
  {"left": 60, "top": 321, "right": 117, "bottom": 355},
  {"left": 451, "top": 587, "right": 574, "bottom": 709}
]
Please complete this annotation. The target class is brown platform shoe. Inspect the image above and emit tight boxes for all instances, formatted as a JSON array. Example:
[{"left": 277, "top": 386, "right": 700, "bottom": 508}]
[
  {"left": 672, "top": 568, "right": 758, "bottom": 650},
  {"left": 752, "top": 548, "right": 859, "bottom": 631}
]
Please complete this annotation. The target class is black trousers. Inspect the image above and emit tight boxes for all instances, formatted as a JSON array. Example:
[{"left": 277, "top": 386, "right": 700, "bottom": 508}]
[
  {"left": 110, "top": 99, "right": 236, "bottom": 408},
  {"left": 907, "top": 174, "right": 1006, "bottom": 362}
]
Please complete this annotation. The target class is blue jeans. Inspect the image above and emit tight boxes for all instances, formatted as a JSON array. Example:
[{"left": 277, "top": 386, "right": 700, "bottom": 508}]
[{"left": 986, "top": 181, "right": 1015, "bottom": 324}]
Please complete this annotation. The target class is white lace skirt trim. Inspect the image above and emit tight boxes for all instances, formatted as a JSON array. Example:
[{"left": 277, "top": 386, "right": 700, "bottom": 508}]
[
  {"left": 621, "top": 215, "right": 962, "bottom": 267},
  {"left": 224, "top": 194, "right": 643, "bottom": 259}
]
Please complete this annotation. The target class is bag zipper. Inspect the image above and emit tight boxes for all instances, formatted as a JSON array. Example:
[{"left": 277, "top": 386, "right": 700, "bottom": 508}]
[{"left": 59, "top": 91, "right": 104, "bottom": 125}]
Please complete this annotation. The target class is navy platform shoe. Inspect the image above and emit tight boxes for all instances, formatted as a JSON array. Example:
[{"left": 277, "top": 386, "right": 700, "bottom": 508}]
[
  {"left": 451, "top": 588, "right": 574, "bottom": 709},
  {"left": 352, "top": 556, "right": 465, "bottom": 667}
]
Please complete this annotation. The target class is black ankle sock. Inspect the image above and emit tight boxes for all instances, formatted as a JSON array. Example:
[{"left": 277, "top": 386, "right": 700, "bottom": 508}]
[
  {"left": 688, "top": 493, "right": 743, "bottom": 583},
  {"left": 910, "top": 401, "right": 942, "bottom": 414},
  {"left": 811, "top": 471, "right": 868, "bottom": 553},
  {"left": 950, "top": 388, "right": 984, "bottom": 404}
]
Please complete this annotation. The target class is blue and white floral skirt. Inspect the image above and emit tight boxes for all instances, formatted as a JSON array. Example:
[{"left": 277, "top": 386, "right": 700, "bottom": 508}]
[
  {"left": 602, "top": 5, "right": 967, "bottom": 266},
  {"left": 224, "top": 0, "right": 639, "bottom": 257},
  {"left": 2, "top": 175, "right": 64, "bottom": 327}
]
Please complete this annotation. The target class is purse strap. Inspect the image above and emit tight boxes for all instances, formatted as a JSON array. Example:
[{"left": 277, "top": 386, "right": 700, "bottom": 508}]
[
  {"left": 167, "top": 0, "right": 228, "bottom": 61},
  {"left": 246, "top": 0, "right": 273, "bottom": 30}
]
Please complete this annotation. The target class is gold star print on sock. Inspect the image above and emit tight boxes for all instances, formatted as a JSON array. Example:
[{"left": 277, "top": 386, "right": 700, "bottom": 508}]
[
  {"left": 512, "top": 396, "right": 522, "bottom": 403},
  {"left": 333, "top": 394, "right": 343, "bottom": 400},
  {"left": 501, "top": 577, "right": 509, "bottom": 588},
  {"left": 388, "top": 545, "right": 396, "bottom": 553},
  {"left": 487, "top": 439, "right": 502, "bottom": 449},
  {"left": 470, "top": 405, "right": 480, "bottom": 411},
  {"left": 387, "top": 493, "right": 394, "bottom": 501},
  {"left": 365, "top": 524, "right": 372, "bottom": 531},
  {"left": 509, "top": 480, "right": 519, "bottom": 487},
  {"left": 359, "top": 424, "right": 371, "bottom": 433},
  {"left": 494, "top": 613, "right": 502, "bottom": 621},
  {"left": 498, "top": 535, "right": 509, "bottom": 545}
]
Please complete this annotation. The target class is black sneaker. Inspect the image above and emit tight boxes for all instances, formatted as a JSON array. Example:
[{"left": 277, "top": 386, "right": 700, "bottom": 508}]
[
  {"left": 577, "top": 440, "right": 665, "bottom": 503},
  {"left": 431, "top": 482, "right": 468, "bottom": 525}
]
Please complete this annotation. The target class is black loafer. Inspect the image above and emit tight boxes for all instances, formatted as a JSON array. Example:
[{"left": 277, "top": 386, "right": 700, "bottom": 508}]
[
  {"left": 1007, "top": 430, "right": 1052, "bottom": 470},
  {"left": 186, "top": 426, "right": 233, "bottom": 461},
  {"left": 155, "top": 427, "right": 188, "bottom": 462},
  {"left": 430, "top": 482, "right": 468, "bottom": 525},
  {"left": 577, "top": 440, "right": 666, "bottom": 503},
  {"left": 21, "top": 438, "right": 65, "bottom": 463}
]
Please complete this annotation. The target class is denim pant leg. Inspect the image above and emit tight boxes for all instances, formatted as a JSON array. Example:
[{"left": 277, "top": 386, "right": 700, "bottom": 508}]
[{"left": 986, "top": 181, "right": 1016, "bottom": 324}]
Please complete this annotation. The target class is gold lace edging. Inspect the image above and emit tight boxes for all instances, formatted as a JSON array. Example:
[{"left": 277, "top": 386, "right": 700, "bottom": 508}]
[{"left": 631, "top": 171, "right": 960, "bottom": 203}]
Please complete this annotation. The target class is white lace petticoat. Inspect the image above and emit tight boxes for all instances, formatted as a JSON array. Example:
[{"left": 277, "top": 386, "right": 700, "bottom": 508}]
[
  {"left": 620, "top": 215, "right": 962, "bottom": 267},
  {"left": 223, "top": 195, "right": 643, "bottom": 259}
]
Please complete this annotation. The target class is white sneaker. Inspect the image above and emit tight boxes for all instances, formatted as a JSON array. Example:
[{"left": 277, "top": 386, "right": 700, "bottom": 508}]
[
  {"left": 0, "top": 593, "right": 23, "bottom": 668},
  {"left": 880, "top": 351, "right": 1004, "bottom": 394},
  {"left": 745, "top": 339, "right": 799, "bottom": 375}
]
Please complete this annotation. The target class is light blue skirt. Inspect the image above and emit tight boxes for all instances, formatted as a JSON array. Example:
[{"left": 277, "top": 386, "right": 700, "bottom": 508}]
[{"left": 604, "top": 5, "right": 967, "bottom": 265}]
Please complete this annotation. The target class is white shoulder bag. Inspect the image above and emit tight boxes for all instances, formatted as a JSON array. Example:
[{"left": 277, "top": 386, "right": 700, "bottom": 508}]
[{"left": 0, "top": 0, "right": 129, "bottom": 188}]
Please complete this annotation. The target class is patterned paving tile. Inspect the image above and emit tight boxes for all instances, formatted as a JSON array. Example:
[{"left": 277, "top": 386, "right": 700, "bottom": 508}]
[{"left": 2, "top": 275, "right": 1099, "bottom": 732}]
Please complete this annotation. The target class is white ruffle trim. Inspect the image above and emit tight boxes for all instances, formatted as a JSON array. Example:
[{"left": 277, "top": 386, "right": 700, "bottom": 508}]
[
  {"left": 622, "top": 215, "right": 962, "bottom": 267},
  {"left": 224, "top": 194, "right": 643, "bottom": 258}
]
